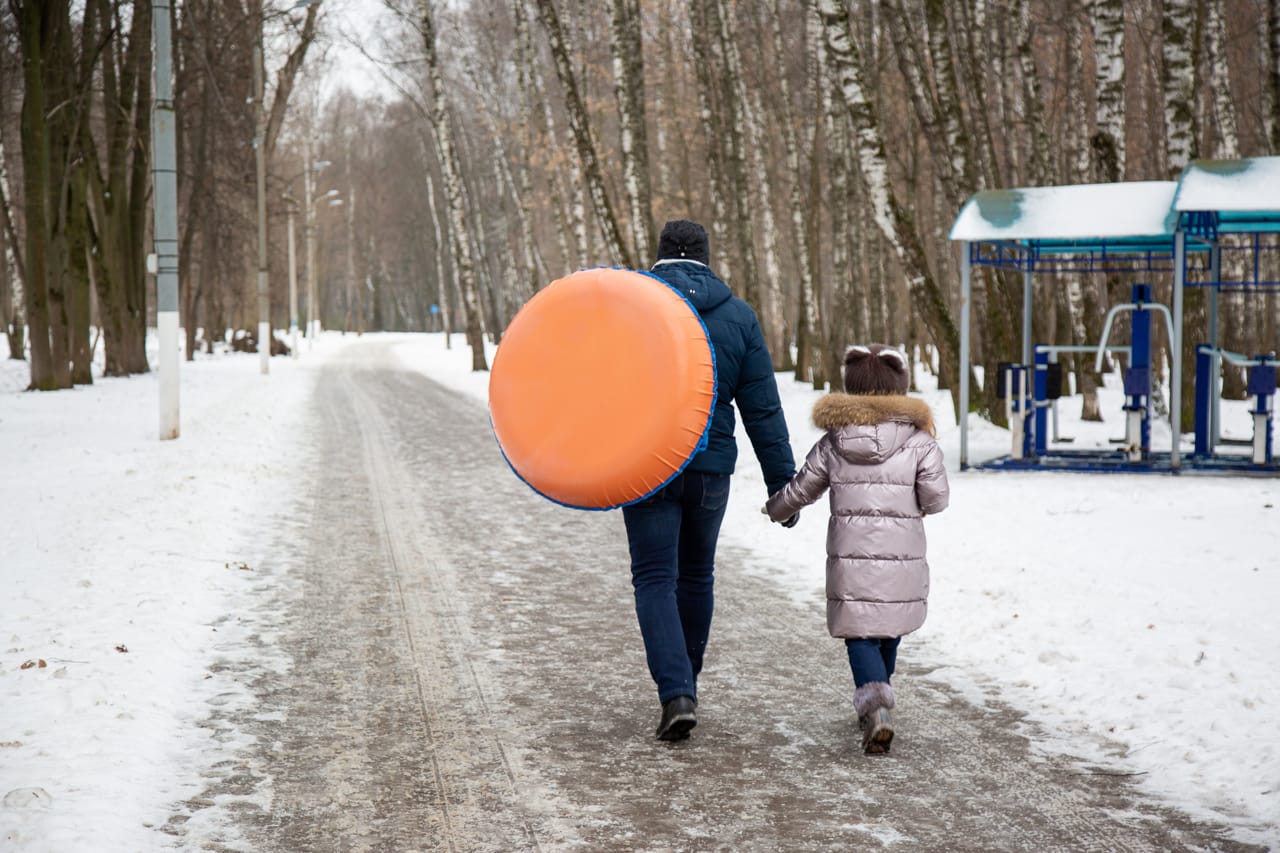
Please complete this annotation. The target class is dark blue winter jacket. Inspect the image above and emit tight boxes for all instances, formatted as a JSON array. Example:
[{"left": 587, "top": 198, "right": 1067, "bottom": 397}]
[{"left": 649, "top": 260, "right": 796, "bottom": 495}]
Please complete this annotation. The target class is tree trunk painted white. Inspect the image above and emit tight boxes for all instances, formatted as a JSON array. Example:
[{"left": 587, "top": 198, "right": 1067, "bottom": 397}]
[
  {"left": 815, "top": 0, "right": 961, "bottom": 413},
  {"left": 533, "top": 0, "right": 633, "bottom": 268},
  {"left": 1090, "top": 0, "right": 1125, "bottom": 182},
  {"left": 420, "top": 0, "right": 487, "bottom": 370},
  {"left": 607, "top": 0, "right": 655, "bottom": 267}
]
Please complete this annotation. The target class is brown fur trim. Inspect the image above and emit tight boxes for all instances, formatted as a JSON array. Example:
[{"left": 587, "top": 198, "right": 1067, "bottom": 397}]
[{"left": 812, "top": 393, "right": 936, "bottom": 437}]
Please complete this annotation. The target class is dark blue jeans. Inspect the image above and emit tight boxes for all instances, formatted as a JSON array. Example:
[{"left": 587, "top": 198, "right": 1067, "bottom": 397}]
[
  {"left": 621, "top": 471, "right": 730, "bottom": 704},
  {"left": 846, "top": 637, "right": 901, "bottom": 687}
]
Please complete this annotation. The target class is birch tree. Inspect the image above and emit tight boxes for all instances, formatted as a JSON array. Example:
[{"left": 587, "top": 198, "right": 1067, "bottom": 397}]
[
  {"left": 420, "top": 0, "right": 487, "bottom": 370},
  {"left": 1090, "top": 0, "right": 1125, "bottom": 182},
  {"left": 815, "top": 0, "right": 962, "bottom": 413},
  {"left": 1162, "top": 0, "right": 1202, "bottom": 426},
  {"left": 607, "top": 0, "right": 654, "bottom": 267},
  {"left": 532, "top": 0, "right": 632, "bottom": 268}
]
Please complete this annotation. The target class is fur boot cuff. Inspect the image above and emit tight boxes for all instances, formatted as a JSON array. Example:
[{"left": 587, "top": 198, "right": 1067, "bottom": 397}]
[{"left": 853, "top": 681, "right": 895, "bottom": 718}]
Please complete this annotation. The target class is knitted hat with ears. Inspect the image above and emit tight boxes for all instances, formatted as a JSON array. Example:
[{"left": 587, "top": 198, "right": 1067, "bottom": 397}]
[{"left": 842, "top": 344, "right": 909, "bottom": 395}]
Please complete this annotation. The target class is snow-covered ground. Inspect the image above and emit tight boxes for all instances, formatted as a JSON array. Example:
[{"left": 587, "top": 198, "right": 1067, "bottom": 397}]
[
  {"left": 2, "top": 331, "right": 1277, "bottom": 849},
  {"left": 394, "top": 333, "right": 1279, "bottom": 848}
]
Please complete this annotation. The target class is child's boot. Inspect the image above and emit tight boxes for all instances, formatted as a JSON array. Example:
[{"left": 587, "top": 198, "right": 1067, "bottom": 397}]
[{"left": 854, "top": 682, "right": 895, "bottom": 754}]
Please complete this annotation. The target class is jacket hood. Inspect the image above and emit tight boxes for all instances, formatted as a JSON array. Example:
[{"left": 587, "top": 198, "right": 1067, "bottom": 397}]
[
  {"left": 649, "top": 260, "right": 733, "bottom": 314},
  {"left": 812, "top": 393, "right": 936, "bottom": 465}
]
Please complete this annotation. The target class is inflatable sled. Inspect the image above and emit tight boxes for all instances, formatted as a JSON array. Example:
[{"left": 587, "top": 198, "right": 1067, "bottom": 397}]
[{"left": 489, "top": 267, "right": 716, "bottom": 510}]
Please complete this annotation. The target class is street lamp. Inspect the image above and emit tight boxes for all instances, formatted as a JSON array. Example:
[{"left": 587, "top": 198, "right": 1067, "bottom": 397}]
[
  {"left": 305, "top": 156, "right": 340, "bottom": 348},
  {"left": 282, "top": 193, "right": 300, "bottom": 358},
  {"left": 255, "top": 0, "right": 323, "bottom": 373}
]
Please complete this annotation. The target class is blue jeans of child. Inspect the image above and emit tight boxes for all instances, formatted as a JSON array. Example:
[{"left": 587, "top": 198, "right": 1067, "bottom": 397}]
[
  {"left": 621, "top": 471, "right": 730, "bottom": 704},
  {"left": 846, "top": 637, "right": 901, "bottom": 687}
]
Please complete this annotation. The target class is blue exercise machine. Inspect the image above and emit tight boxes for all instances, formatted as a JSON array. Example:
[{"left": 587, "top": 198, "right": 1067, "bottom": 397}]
[{"left": 1194, "top": 347, "right": 1276, "bottom": 466}]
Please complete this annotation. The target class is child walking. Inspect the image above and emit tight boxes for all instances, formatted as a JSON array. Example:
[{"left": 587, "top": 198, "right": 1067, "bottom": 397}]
[{"left": 765, "top": 344, "right": 949, "bottom": 754}]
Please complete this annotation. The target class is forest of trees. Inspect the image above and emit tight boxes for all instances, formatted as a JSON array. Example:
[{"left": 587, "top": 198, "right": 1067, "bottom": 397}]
[{"left": 1, "top": 0, "right": 1278, "bottom": 425}]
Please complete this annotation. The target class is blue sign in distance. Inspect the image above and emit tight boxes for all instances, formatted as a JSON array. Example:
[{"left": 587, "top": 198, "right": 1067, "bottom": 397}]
[{"left": 429, "top": 303, "right": 440, "bottom": 315}]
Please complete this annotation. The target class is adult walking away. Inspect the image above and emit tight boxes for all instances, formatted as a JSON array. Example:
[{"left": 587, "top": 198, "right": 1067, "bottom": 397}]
[{"left": 625, "top": 219, "right": 797, "bottom": 741}]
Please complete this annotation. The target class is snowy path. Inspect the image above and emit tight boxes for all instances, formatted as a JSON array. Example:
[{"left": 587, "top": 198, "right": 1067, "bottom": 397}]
[{"left": 170, "top": 342, "right": 1258, "bottom": 851}]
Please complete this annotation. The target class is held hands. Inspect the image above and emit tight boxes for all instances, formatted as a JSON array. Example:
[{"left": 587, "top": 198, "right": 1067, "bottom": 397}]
[{"left": 760, "top": 505, "right": 800, "bottom": 528}]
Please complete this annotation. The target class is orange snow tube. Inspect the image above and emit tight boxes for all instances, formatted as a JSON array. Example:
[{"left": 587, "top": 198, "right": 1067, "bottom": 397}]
[{"left": 489, "top": 267, "right": 717, "bottom": 510}]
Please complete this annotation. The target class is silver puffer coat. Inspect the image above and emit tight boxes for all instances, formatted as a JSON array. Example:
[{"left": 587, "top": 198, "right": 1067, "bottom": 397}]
[{"left": 765, "top": 394, "right": 949, "bottom": 639}]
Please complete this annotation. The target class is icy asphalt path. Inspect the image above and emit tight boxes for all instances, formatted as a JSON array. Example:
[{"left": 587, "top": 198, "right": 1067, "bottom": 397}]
[{"left": 169, "top": 342, "right": 1258, "bottom": 852}]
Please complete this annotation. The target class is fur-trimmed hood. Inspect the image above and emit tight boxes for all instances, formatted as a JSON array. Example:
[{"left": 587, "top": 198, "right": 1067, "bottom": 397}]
[{"left": 812, "top": 393, "right": 936, "bottom": 465}]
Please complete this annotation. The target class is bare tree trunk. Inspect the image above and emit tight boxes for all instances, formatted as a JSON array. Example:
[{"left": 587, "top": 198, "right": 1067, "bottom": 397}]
[
  {"left": 515, "top": 0, "right": 576, "bottom": 271},
  {"left": 419, "top": 138, "right": 453, "bottom": 346},
  {"left": 1205, "top": 0, "right": 1239, "bottom": 160},
  {"left": 747, "top": 82, "right": 787, "bottom": 364},
  {"left": 85, "top": 0, "right": 151, "bottom": 377},
  {"left": 766, "top": 0, "right": 807, "bottom": 371},
  {"left": 691, "top": 0, "right": 731, "bottom": 281},
  {"left": 712, "top": 0, "right": 763, "bottom": 315},
  {"left": 1091, "top": 0, "right": 1125, "bottom": 182},
  {"left": 0, "top": 126, "right": 27, "bottom": 360},
  {"left": 795, "top": 6, "right": 823, "bottom": 383},
  {"left": 17, "top": 0, "right": 57, "bottom": 389},
  {"left": 1162, "top": 0, "right": 1203, "bottom": 427},
  {"left": 1269, "top": 0, "right": 1280, "bottom": 152},
  {"left": 420, "top": 0, "right": 487, "bottom": 370},
  {"left": 607, "top": 0, "right": 655, "bottom": 267},
  {"left": 815, "top": 0, "right": 962, "bottom": 418},
  {"left": 1162, "top": 0, "right": 1200, "bottom": 178},
  {"left": 532, "top": 0, "right": 632, "bottom": 267}
]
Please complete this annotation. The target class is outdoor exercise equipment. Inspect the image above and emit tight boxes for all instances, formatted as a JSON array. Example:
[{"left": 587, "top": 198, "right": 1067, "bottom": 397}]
[
  {"left": 488, "top": 267, "right": 717, "bottom": 510},
  {"left": 1195, "top": 347, "right": 1276, "bottom": 466},
  {"left": 1091, "top": 284, "right": 1175, "bottom": 462},
  {"left": 950, "top": 156, "right": 1280, "bottom": 475}
]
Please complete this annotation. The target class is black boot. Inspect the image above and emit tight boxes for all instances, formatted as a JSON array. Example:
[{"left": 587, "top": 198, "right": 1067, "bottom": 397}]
[{"left": 655, "top": 696, "right": 697, "bottom": 741}]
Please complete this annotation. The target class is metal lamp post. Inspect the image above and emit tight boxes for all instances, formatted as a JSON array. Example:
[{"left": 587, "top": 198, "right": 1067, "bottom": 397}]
[
  {"left": 153, "top": 0, "right": 180, "bottom": 438},
  {"left": 305, "top": 161, "right": 339, "bottom": 349},
  {"left": 283, "top": 195, "right": 300, "bottom": 357}
]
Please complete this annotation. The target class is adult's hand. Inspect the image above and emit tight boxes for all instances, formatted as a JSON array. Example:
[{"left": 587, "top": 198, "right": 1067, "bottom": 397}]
[{"left": 779, "top": 511, "right": 800, "bottom": 528}]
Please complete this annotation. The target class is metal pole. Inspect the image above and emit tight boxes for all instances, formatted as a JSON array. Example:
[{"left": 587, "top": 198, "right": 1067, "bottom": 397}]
[
  {"left": 305, "top": 149, "right": 319, "bottom": 348},
  {"left": 153, "top": 0, "right": 180, "bottom": 439},
  {"left": 1209, "top": 244, "right": 1221, "bottom": 447},
  {"left": 960, "top": 242, "right": 972, "bottom": 468},
  {"left": 253, "top": 23, "right": 270, "bottom": 374},
  {"left": 1022, "top": 267, "right": 1033, "bottom": 366},
  {"left": 1171, "top": 231, "right": 1186, "bottom": 470},
  {"left": 287, "top": 204, "right": 299, "bottom": 358}
]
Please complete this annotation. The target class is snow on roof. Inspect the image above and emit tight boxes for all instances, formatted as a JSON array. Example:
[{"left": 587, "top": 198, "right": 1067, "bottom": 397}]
[
  {"left": 949, "top": 181, "right": 1180, "bottom": 243},
  {"left": 1173, "top": 157, "right": 1280, "bottom": 212}
]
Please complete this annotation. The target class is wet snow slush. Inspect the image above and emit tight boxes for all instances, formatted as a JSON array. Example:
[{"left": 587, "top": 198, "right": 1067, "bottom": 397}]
[{"left": 167, "top": 341, "right": 1259, "bottom": 852}]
